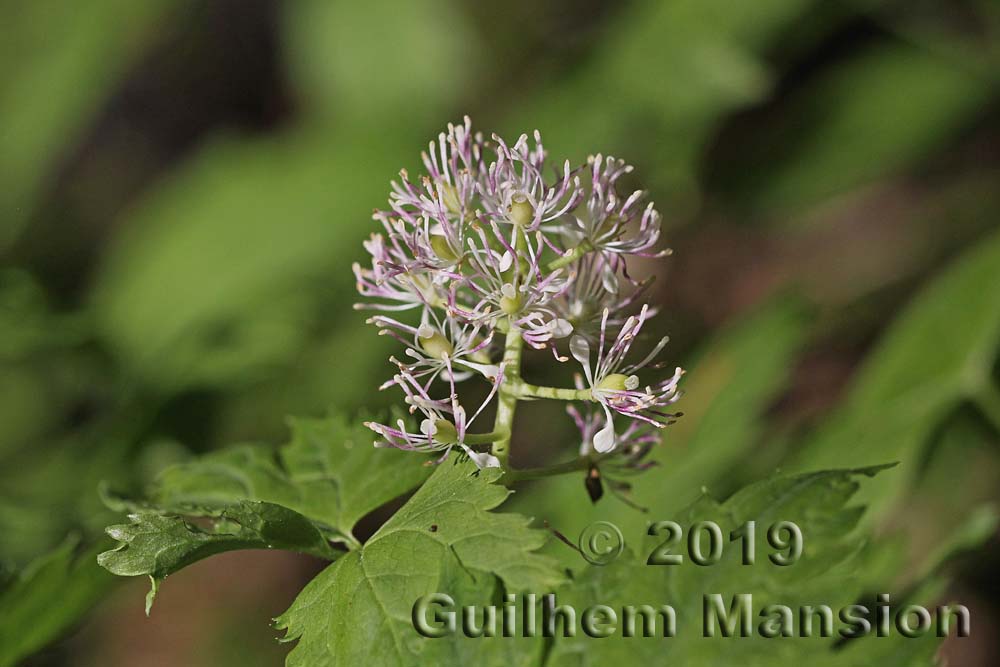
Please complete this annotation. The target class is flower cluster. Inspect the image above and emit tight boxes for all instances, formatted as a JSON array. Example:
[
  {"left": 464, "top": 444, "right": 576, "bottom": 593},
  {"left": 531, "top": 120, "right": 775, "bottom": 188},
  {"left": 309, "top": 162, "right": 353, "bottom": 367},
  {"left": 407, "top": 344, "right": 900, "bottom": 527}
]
[{"left": 356, "top": 117, "right": 682, "bottom": 472}]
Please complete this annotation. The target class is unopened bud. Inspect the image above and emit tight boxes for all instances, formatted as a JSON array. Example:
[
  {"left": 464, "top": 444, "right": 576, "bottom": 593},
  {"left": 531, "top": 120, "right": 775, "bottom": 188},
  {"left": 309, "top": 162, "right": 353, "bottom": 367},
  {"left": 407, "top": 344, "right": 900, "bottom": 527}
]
[
  {"left": 499, "top": 283, "right": 522, "bottom": 314},
  {"left": 432, "top": 419, "right": 458, "bottom": 444},
  {"left": 440, "top": 182, "right": 462, "bottom": 214},
  {"left": 418, "top": 330, "right": 454, "bottom": 360},
  {"left": 596, "top": 373, "right": 639, "bottom": 392},
  {"left": 429, "top": 235, "right": 459, "bottom": 263},
  {"left": 508, "top": 194, "right": 534, "bottom": 226}
]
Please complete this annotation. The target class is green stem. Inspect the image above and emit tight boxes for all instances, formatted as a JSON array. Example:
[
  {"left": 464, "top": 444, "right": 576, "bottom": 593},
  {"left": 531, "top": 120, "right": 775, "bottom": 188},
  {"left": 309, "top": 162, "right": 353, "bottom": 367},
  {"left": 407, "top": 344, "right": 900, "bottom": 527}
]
[
  {"left": 513, "top": 224, "right": 530, "bottom": 280},
  {"left": 547, "top": 239, "right": 594, "bottom": 271},
  {"left": 463, "top": 430, "right": 509, "bottom": 445},
  {"left": 508, "top": 380, "right": 593, "bottom": 402},
  {"left": 974, "top": 382, "right": 1000, "bottom": 436},
  {"left": 507, "top": 456, "right": 593, "bottom": 482},
  {"left": 492, "top": 326, "right": 524, "bottom": 468}
]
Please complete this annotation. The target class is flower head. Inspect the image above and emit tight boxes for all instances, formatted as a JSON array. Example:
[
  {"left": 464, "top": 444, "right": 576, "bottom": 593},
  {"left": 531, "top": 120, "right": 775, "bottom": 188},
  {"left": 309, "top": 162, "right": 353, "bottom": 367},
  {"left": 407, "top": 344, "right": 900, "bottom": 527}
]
[
  {"left": 476, "top": 131, "right": 583, "bottom": 231},
  {"left": 355, "top": 117, "right": 679, "bottom": 476},
  {"left": 570, "top": 305, "right": 683, "bottom": 452},
  {"left": 365, "top": 361, "right": 505, "bottom": 469},
  {"left": 563, "top": 154, "right": 669, "bottom": 264},
  {"left": 368, "top": 309, "right": 498, "bottom": 391},
  {"left": 450, "top": 221, "right": 572, "bottom": 349}
]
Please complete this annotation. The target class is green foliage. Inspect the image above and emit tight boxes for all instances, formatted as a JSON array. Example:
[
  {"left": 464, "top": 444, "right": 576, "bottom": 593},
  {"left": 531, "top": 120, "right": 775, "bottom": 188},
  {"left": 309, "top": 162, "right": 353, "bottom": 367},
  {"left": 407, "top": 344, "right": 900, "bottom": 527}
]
[
  {"left": 284, "top": 0, "right": 478, "bottom": 123},
  {"left": 796, "top": 227, "right": 1000, "bottom": 513},
  {"left": 89, "top": 129, "right": 406, "bottom": 393},
  {"left": 99, "top": 502, "right": 338, "bottom": 615},
  {"left": 725, "top": 41, "right": 994, "bottom": 212},
  {"left": 3, "top": 0, "right": 998, "bottom": 664},
  {"left": 147, "top": 415, "right": 432, "bottom": 544},
  {"left": 0, "top": 537, "right": 113, "bottom": 667},
  {"left": 97, "top": 414, "right": 433, "bottom": 610},
  {"left": 507, "top": 0, "right": 819, "bottom": 200},
  {"left": 275, "top": 456, "right": 566, "bottom": 667},
  {"left": 546, "top": 465, "right": 938, "bottom": 666}
]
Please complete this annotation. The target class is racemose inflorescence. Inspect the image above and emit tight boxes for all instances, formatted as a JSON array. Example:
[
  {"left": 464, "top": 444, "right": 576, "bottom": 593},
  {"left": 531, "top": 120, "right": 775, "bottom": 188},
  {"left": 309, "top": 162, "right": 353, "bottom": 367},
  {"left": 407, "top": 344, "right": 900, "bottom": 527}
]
[{"left": 355, "top": 117, "right": 683, "bottom": 481}]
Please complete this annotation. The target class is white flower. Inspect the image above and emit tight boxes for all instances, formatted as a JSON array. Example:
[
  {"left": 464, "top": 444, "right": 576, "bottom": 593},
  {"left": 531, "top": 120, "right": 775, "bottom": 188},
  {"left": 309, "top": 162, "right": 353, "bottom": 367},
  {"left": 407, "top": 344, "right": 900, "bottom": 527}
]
[{"left": 570, "top": 305, "right": 682, "bottom": 452}]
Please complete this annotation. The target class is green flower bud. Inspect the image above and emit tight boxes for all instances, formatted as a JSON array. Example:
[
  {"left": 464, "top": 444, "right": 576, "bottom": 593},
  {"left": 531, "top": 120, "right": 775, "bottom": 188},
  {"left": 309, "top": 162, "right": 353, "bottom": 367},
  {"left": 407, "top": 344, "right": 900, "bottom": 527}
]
[
  {"left": 440, "top": 182, "right": 462, "bottom": 214},
  {"left": 500, "top": 296, "right": 521, "bottom": 314},
  {"left": 508, "top": 194, "right": 534, "bottom": 226},
  {"left": 499, "top": 283, "right": 522, "bottom": 315},
  {"left": 432, "top": 419, "right": 458, "bottom": 444},
  {"left": 471, "top": 346, "right": 493, "bottom": 364},
  {"left": 418, "top": 330, "right": 454, "bottom": 359},
  {"left": 596, "top": 373, "right": 639, "bottom": 392},
  {"left": 429, "top": 235, "right": 459, "bottom": 263}
]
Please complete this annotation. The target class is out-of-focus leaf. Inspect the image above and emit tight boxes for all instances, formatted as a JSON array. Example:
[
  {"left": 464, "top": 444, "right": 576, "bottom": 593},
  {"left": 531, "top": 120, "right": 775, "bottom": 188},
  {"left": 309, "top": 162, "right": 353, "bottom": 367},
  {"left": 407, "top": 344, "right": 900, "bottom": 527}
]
[
  {"left": 0, "top": 537, "right": 113, "bottom": 667},
  {"left": 918, "top": 504, "right": 999, "bottom": 581},
  {"left": 0, "top": 429, "right": 135, "bottom": 564},
  {"left": 795, "top": 228, "right": 1000, "bottom": 514},
  {"left": 98, "top": 501, "right": 338, "bottom": 614},
  {"left": 0, "top": 270, "right": 93, "bottom": 459},
  {"left": 0, "top": 270, "right": 85, "bottom": 360},
  {"left": 283, "top": 0, "right": 478, "bottom": 123},
  {"left": 505, "top": 0, "right": 820, "bottom": 203},
  {"left": 725, "top": 42, "right": 996, "bottom": 212},
  {"left": 149, "top": 414, "right": 432, "bottom": 544},
  {"left": 0, "top": 0, "right": 172, "bottom": 249},
  {"left": 546, "top": 466, "right": 940, "bottom": 666},
  {"left": 90, "top": 127, "right": 410, "bottom": 392},
  {"left": 513, "top": 298, "right": 809, "bottom": 559},
  {"left": 276, "top": 456, "right": 565, "bottom": 667},
  {"left": 883, "top": 406, "right": 1000, "bottom": 579}
]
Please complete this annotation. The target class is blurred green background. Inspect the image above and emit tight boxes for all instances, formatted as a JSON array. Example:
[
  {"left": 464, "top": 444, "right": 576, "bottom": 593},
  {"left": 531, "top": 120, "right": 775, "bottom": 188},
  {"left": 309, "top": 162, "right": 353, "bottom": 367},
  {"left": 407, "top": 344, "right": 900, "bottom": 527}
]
[{"left": 1, "top": 0, "right": 999, "bottom": 665}]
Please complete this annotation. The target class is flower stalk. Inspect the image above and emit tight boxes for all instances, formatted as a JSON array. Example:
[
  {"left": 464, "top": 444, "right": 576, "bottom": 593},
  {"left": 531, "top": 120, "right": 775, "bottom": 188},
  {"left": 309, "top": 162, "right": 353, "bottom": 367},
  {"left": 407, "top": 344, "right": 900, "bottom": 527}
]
[
  {"left": 508, "top": 381, "right": 593, "bottom": 402},
  {"left": 491, "top": 326, "right": 524, "bottom": 468}
]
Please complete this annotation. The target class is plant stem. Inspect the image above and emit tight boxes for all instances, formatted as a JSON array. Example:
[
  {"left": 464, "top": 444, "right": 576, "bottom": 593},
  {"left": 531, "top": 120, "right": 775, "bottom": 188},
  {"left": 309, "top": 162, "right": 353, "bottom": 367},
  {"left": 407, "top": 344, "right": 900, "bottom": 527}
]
[
  {"left": 463, "top": 430, "right": 509, "bottom": 445},
  {"left": 506, "top": 456, "right": 593, "bottom": 482},
  {"left": 491, "top": 326, "right": 524, "bottom": 468},
  {"left": 508, "top": 380, "right": 593, "bottom": 402},
  {"left": 547, "top": 239, "right": 594, "bottom": 271}
]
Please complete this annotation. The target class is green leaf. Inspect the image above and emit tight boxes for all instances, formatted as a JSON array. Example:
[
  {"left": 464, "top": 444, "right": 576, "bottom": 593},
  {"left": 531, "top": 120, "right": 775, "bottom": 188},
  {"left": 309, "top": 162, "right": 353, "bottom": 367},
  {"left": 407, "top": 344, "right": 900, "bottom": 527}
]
[
  {"left": 98, "top": 414, "right": 433, "bottom": 610},
  {"left": 98, "top": 501, "right": 338, "bottom": 614},
  {"left": 276, "top": 456, "right": 567, "bottom": 667},
  {"left": 0, "top": 536, "right": 113, "bottom": 667},
  {"left": 546, "top": 465, "right": 940, "bottom": 666},
  {"left": 89, "top": 126, "right": 410, "bottom": 392},
  {"left": 149, "top": 414, "right": 432, "bottom": 545},
  {"left": 795, "top": 228, "right": 1000, "bottom": 514}
]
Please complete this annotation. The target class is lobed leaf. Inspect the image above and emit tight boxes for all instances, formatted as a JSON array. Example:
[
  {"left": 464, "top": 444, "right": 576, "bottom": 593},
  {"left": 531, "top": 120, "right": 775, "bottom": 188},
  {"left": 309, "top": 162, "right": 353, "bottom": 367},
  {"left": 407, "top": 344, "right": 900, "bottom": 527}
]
[
  {"left": 98, "top": 414, "right": 432, "bottom": 610},
  {"left": 276, "top": 456, "right": 567, "bottom": 667},
  {"left": 545, "top": 465, "right": 940, "bottom": 666},
  {"left": 150, "top": 414, "right": 432, "bottom": 544},
  {"left": 98, "top": 501, "right": 338, "bottom": 614}
]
